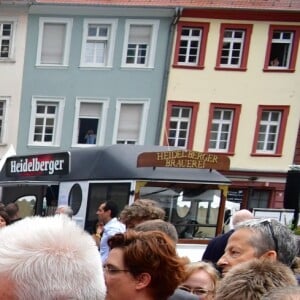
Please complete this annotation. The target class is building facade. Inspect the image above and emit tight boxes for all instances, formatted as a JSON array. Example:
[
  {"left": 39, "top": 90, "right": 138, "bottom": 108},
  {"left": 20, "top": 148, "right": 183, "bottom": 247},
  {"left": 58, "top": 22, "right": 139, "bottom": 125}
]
[
  {"left": 17, "top": 2, "right": 176, "bottom": 154},
  {"left": 162, "top": 4, "right": 300, "bottom": 209},
  {"left": 0, "top": 1, "right": 29, "bottom": 160}
]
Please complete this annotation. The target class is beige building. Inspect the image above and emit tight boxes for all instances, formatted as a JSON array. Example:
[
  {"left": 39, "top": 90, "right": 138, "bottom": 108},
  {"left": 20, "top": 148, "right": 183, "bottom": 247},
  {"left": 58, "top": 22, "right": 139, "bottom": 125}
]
[
  {"left": 162, "top": 4, "right": 300, "bottom": 209},
  {"left": 0, "top": 1, "right": 29, "bottom": 160}
]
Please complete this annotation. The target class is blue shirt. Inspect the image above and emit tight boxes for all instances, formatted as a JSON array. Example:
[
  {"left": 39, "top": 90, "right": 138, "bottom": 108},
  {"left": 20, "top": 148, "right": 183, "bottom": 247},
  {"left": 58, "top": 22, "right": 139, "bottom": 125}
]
[{"left": 100, "top": 217, "right": 126, "bottom": 263}]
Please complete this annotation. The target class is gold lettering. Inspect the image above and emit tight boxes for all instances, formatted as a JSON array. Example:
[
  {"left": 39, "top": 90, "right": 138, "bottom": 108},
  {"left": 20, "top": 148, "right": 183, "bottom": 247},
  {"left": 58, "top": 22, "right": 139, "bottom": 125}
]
[
  {"left": 156, "top": 152, "right": 164, "bottom": 160},
  {"left": 197, "top": 161, "right": 205, "bottom": 168}
]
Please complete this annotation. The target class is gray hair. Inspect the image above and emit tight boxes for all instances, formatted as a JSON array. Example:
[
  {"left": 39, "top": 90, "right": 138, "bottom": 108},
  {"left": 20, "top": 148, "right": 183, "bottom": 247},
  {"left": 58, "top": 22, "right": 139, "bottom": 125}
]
[
  {"left": 235, "top": 218, "right": 298, "bottom": 266},
  {"left": 262, "top": 286, "right": 300, "bottom": 300},
  {"left": 216, "top": 259, "right": 297, "bottom": 300},
  {"left": 134, "top": 219, "right": 178, "bottom": 244},
  {"left": 232, "top": 209, "right": 254, "bottom": 228},
  {"left": 56, "top": 205, "right": 73, "bottom": 218},
  {"left": 0, "top": 215, "right": 106, "bottom": 299}
]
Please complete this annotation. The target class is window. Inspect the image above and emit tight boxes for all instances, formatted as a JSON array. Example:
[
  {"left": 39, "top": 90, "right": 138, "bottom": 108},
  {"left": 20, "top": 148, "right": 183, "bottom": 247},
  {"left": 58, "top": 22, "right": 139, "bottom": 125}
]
[
  {"left": 122, "top": 20, "right": 159, "bottom": 68},
  {"left": 0, "top": 97, "right": 8, "bottom": 143},
  {"left": 252, "top": 105, "right": 289, "bottom": 156},
  {"left": 72, "top": 98, "right": 109, "bottom": 146},
  {"left": 0, "top": 21, "right": 16, "bottom": 60},
  {"left": 247, "top": 189, "right": 270, "bottom": 209},
  {"left": 113, "top": 100, "right": 149, "bottom": 145},
  {"left": 29, "top": 97, "right": 65, "bottom": 146},
  {"left": 36, "top": 18, "right": 73, "bottom": 67},
  {"left": 205, "top": 104, "right": 241, "bottom": 154},
  {"left": 80, "top": 19, "right": 117, "bottom": 68},
  {"left": 164, "top": 101, "right": 199, "bottom": 150},
  {"left": 173, "top": 22, "right": 209, "bottom": 69},
  {"left": 264, "top": 25, "right": 300, "bottom": 72},
  {"left": 216, "top": 24, "right": 252, "bottom": 70}
]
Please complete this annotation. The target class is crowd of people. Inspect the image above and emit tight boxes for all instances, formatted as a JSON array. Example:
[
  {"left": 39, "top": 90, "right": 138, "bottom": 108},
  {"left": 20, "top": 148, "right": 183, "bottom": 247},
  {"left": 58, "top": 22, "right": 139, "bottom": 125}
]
[{"left": 0, "top": 199, "right": 299, "bottom": 299}]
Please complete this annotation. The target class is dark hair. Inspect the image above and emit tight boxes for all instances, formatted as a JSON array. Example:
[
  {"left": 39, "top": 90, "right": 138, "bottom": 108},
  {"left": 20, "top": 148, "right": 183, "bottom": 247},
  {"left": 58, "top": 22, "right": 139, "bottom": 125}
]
[
  {"left": 5, "top": 203, "right": 19, "bottom": 219},
  {"left": 103, "top": 201, "right": 119, "bottom": 218},
  {"left": 0, "top": 210, "right": 10, "bottom": 225}
]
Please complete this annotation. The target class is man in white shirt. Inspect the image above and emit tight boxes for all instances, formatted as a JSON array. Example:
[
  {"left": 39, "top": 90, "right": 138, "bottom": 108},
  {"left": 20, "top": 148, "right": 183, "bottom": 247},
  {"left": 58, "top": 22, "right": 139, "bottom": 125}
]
[{"left": 97, "top": 200, "right": 126, "bottom": 263}]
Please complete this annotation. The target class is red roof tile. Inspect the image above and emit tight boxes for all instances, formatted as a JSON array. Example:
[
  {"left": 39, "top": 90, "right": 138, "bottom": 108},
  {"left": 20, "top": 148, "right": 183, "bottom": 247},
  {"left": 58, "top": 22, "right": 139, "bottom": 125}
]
[{"left": 33, "top": 0, "right": 300, "bottom": 10}]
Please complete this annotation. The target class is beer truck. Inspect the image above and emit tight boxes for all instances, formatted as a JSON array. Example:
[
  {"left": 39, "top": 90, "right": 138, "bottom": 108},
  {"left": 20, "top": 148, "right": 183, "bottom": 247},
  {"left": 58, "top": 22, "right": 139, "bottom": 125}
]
[{"left": 0, "top": 144, "right": 231, "bottom": 260}]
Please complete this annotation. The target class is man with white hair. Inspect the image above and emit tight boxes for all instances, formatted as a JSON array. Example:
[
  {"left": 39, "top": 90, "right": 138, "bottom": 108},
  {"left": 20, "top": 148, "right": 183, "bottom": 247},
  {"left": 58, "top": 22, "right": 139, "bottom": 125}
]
[
  {"left": 55, "top": 204, "right": 74, "bottom": 218},
  {"left": 202, "top": 209, "right": 254, "bottom": 265},
  {"left": 0, "top": 215, "right": 106, "bottom": 300}
]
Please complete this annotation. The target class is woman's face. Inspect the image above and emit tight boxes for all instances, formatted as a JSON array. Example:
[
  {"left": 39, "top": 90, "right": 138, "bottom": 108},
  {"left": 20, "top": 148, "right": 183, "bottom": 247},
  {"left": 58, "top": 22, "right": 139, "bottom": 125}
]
[
  {"left": 181, "top": 269, "right": 215, "bottom": 300},
  {"left": 0, "top": 216, "right": 7, "bottom": 228},
  {"left": 104, "top": 248, "right": 138, "bottom": 300}
]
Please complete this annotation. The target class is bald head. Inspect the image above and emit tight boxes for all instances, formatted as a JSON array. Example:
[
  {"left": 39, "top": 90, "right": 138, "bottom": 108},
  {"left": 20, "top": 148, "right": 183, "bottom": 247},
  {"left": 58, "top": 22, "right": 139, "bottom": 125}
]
[{"left": 232, "top": 209, "right": 254, "bottom": 227}]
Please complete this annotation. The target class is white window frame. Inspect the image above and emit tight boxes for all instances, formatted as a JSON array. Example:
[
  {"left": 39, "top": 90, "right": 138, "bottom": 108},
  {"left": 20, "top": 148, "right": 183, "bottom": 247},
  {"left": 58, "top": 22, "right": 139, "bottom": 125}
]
[
  {"left": 0, "top": 18, "right": 17, "bottom": 61},
  {"left": 220, "top": 29, "right": 245, "bottom": 68},
  {"left": 178, "top": 27, "right": 202, "bottom": 66},
  {"left": 72, "top": 97, "right": 109, "bottom": 147},
  {"left": 269, "top": 31, "right": 293, "bottom": 69},
  {"left": 0, "top": 96, "right": 9, "bottom": 144},
  {"left": 112, "top": 99, "right": 150, "bottom": 145},
  {"left": 168, "top": 106, "right": 192, "bottom": 149},
  {"left": 121, "top": 19, "right": 159, "bottom": 68},
  {"left": 36, "top": 17, "right": 73, "bottom": 67},
  {"left": 80, "top": 18, "right": 118, "bottom": 68},
  {"left": 256, "top": 110, "right": 281, "bottom": 154},
  {"left": 209, "top": 109, "right": 233, "bottom": 152},
  {"left": 28, "top": 96, "right": 65, "bottom": 146}
]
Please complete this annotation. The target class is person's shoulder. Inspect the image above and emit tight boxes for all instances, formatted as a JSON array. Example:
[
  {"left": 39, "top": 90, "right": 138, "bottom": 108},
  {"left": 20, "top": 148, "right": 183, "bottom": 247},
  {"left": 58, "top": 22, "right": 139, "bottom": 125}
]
[{"left": 106, "top": 219, "right": 125, "bottom": 233}]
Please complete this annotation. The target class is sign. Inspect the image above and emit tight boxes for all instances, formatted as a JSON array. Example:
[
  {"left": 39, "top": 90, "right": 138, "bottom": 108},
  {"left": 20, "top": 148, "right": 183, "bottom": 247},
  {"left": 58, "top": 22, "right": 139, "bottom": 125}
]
[
  {"left": 227, "top": 190, "right": 244, "bottom": 202},
  {"left": 137, "top": 150, "right": 230, "bottom": 171},
  {"left": 6, "top": 152, "right": 70, "bottom": 177}
]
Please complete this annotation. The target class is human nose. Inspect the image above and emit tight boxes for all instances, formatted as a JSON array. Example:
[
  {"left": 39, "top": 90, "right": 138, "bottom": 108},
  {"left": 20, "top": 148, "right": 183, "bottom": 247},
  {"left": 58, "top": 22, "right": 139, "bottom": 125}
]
[{"left": 217, "top": 253, "right": 227, "bottom": 267}]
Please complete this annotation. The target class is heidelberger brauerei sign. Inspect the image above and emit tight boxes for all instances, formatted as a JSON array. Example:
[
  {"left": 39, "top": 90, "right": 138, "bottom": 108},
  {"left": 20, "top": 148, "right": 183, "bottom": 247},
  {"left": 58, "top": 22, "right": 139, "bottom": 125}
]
[
  {"left": 5, "top": 152, "right": 70, "bottom": 177},
  {"left": 137, "top": 150, "right": 230, "bottom": 171}
]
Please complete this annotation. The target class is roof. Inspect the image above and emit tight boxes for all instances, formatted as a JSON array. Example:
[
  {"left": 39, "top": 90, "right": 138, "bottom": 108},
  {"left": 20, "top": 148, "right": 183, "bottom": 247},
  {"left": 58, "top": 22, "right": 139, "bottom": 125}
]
[
  {"left": 33, "top": 0, "right": 300, "bottom": 11},
  {"left": 0, "top": 144, "right": 231, "bottom": 185}
]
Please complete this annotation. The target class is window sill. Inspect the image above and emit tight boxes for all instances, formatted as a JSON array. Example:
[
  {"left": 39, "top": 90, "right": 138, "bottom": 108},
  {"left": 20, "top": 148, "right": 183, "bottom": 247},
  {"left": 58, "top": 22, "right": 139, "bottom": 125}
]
[
  {"left": 35, "top": 65, "right": 69, "bottom": 70},
  {"left": 215, "top": 66, "right": 247, "bottom": 72},
  {"left": 120, "top": 65, "right": 154, "bottom": 70},
  {"left": 206, "top": 151, "right": 235, "bottom": 156},
  {"left": 263, "top": 68, "right": 295, "bottom": 73},
  {"left": 27, "top": 144, "right": 60, "bottom": 148},
  {"left": 251, "top": 153, "right": 282, "bottom": 157},
  {"left": 172, "top": 64, "right": 205, "bottom": 70},
  {"left": 0, "top": 58, "right": 16, "bottom": 64}
]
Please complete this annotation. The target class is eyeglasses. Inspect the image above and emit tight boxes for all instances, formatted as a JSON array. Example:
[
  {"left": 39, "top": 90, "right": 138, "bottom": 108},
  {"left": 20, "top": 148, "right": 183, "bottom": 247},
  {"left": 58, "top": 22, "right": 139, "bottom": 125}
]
[
  {"left": 178, "top": 285, "right": 213, "bottom": 296},
  {"left": 103, "top": 264, "right": 130, "bottom": 275},
  {"left": 258, "top": 219, "right": 279, "bottom": 253}
]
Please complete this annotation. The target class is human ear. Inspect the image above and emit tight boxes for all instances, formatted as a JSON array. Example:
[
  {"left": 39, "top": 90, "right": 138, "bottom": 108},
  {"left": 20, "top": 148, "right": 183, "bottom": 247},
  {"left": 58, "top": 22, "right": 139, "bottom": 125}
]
[
  {"left": 260, "top": 250, "right": 277, "bottom": 261},
  {"left": 135, "top": 273, "right": 151, "bottom": 290}
]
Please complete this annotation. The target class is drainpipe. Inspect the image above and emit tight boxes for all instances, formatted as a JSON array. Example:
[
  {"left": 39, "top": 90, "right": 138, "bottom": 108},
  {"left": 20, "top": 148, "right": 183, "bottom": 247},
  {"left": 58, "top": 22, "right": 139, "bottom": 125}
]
[{"left": 155, "top": 6, "right": 182, "bottom": 145}]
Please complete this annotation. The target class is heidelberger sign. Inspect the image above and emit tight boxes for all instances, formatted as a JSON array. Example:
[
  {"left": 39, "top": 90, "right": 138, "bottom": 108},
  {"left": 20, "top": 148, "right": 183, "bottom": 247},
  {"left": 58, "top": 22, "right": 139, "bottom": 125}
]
[
  {"left": 6, "top": 152, "right": 70, "bottom": 177},
  {"left": 137, "top": 150, "right": 230, "bottom": 171}
]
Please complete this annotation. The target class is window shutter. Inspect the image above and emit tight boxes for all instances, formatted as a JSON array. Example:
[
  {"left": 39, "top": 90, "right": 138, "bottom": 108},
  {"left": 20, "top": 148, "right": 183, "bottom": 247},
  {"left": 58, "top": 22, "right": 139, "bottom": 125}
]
[
  {"left": 118, "top": 104, "right": 142, "bottom": 140},
  {"left": 41, "top": 23, "right": 66, "bottom": 64},
  {"left": 80, "top": 103, "right": 101, "bottom": 117},
  {"left": 128, "top": 25, "right": 151, "bottom": 44}
]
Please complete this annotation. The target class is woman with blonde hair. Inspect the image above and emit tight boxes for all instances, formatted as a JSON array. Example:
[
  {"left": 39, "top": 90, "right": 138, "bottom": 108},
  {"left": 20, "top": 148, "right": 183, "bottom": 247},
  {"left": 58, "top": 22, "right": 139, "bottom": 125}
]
[{"left": 178, "top": 261, "right": 219, "bottom": 300}]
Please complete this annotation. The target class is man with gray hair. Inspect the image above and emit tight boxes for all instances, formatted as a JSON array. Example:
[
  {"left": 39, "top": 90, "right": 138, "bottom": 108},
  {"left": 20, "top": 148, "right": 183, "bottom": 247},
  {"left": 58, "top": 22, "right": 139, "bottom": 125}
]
[
  {"left": 0, "top": 215, "right": 106, "bottom": 299},
  {"left": 217, "top": 218, "right": 298, "bottom": 276},
  {"left": 55, "top": 204, "right": 73, "bottom": 218},
  {"left": 202, "top": 209, "right": 254, "bottom": 265}
]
